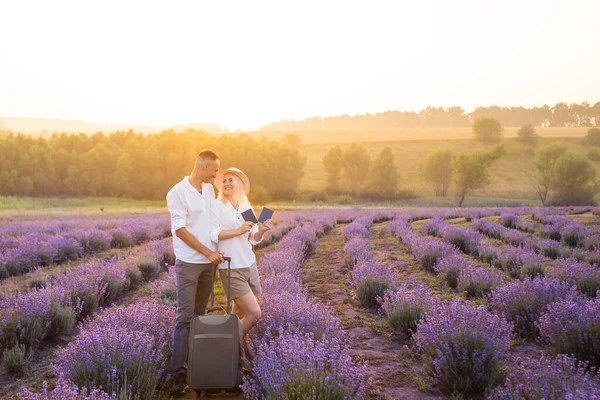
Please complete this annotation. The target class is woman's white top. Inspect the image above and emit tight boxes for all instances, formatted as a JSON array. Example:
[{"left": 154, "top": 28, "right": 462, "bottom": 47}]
[{"left": 210, "top": 199, "right": 263, "bottom": 269}]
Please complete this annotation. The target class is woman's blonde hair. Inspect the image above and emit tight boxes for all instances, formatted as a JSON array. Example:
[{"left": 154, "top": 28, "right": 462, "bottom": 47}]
[{"left": 217, "top": 173, "right": 250, "bottom": 205}]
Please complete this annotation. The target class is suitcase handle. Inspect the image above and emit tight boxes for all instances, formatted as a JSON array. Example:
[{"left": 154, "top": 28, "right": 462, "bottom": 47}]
[{"left": 208, "top": 256, "right": 233, "bottom": 315}]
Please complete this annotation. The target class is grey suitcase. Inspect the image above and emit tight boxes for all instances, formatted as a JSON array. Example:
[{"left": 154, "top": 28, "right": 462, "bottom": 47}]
[{"left": 187, "top": 256, "right": 243, "bottom": 393}]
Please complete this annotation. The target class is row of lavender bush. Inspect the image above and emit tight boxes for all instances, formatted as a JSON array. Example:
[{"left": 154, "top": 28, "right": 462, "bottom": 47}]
[
  {"left": 15, "top": 212, "right": 312, "bottom": 399},
  {"left": 419, "top": 216, "right": 600, "bottom": 298},
  {"left": 0, "top": 215, "right": 171, "bottom": 279},
  {"left": 54, "top": 211, "right": 369, "bottom": 399},
  {"left": 342, "top": 213, "right": 398, "bottom": 311},
  {"left": 19, "top": 279, "right": 178, "bottom": 399},
  {"left": 1, "top": 238, "right": 174, "bottom": 374},
  {"left": 11, "top": 208, "right": 600, "bottom": 399},
  {"left": 241, "top": 213, "right": 371, "bottom": 399},
  {"left": 473, "top": 215, "right": 600, "bottom": 265},
  {"left": 388, "top": 215, "right": 600, "bottom": 398}
]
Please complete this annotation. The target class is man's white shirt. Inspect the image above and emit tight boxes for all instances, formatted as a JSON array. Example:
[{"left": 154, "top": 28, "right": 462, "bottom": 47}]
[{"left": 166, "top": 177, "right": 217, "bottom": 264}]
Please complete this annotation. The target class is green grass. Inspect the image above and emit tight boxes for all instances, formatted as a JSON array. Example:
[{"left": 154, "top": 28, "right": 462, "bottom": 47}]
[
  {"left": 297, "top": 136, "right": 597, "bottom": 201},
  {"left": 0, "top": 196, "right": 166, "bottom": 216},
  {"left": 0, "top": 195, "right": 540, "bottom": 218}
]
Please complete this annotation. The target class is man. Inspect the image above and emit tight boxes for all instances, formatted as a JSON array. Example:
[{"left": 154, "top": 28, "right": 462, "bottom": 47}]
[{"left": 167, "top": 149, "right": 225, "bottom": 396}]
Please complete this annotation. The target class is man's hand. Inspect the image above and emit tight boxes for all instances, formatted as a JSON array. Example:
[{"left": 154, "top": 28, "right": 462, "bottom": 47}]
[{"left": 207, "top": 250, "right": 225, "bottom": 264}]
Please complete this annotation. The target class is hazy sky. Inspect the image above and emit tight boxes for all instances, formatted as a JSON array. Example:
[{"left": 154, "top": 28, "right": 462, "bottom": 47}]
[{"left": 1, "top": 0, "right": 599, "bottom": 130}]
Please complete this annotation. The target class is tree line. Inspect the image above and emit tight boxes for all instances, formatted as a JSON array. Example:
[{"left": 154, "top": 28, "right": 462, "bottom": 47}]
[
  {"left": 420, "top": 122, "right": 600, "bottom": 206},
  {"left": 0, "top": 130, "right": 305, "bottom": 201},
  {"left": 261, "top": 102, "right": 600, "bottom": 131},
  {"left": 322, "top": 120, "right": 600, "bottom": 206},
  {"left": 322, "top": 144, "right": 404, "bottom": 201}
]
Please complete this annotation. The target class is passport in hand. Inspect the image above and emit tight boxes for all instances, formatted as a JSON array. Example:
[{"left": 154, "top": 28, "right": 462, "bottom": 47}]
[{"left": 241, "top": 207, "right": 274, "bottom": 224}]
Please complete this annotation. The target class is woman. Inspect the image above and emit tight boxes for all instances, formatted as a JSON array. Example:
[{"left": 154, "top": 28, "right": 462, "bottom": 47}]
[{"left": 210, "top": 167, "right": 272, "bottom": 335}]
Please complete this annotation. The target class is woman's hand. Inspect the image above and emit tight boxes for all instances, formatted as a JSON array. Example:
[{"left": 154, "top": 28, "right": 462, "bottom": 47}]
[
  {"left": 259, "top": 219, "right": 273, "bottom": 233},
  {"left": 238, "top": 221, "right": 255, "bottom": 235}
]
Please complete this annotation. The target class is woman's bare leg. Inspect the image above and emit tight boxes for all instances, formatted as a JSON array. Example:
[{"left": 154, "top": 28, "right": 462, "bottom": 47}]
[
  {"left": 232, "top": 292, "right": 261, "bottom": 334},
  {"left": 231, "top": 301, "right": 245, "bottom": 320}
]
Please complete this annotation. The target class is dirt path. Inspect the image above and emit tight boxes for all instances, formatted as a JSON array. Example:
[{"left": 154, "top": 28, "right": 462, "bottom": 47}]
[{"left": 300, "top": 222, "right": 440, "bottom": 400}]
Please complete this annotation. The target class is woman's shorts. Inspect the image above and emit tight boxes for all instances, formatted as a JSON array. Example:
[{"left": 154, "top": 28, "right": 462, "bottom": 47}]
[{"left": 219, "top": 263, "right": 262, "bottom": 300}]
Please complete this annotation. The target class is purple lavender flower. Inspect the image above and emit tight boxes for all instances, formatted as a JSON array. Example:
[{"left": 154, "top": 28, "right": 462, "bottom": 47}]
[
  {"left": 414, "top": 300, "right": 514, "bottom": 396},
  {"left": 20, "top": 376, "right": 114, "bottom": 400},
  {"left": 549, "top": 258, "right": 600, "bottom": 297},
  {"left": 242, "top": 334, "right": 369, "bottom": 400},
  {"left": 0, "top": 239, "right": 172, "bottom": 351},
  {"left": 402, "top": 233, "right": 459, "bottom": 273},
  {"left": 341, "top": 222, "right": 371, "bottom": 241},
  {"left": 440, "top": 225, "right": 481, "bottom": 255},
  {"left": 261, "top": 273, "right": 304, "bottom": 295},
  {"left": 457, "top": 266, "right": 504, "bottom": 298},
  {"left": 536, "top": 239, "right": 563, "bottom": 259},
  {"left": 561, "top": 223, "right": 588, "bottom": 248},
  {"left": 260, "top": 248, "right": 306, "bottom": 277},
  {"left": 502, "top": 229, "right": 529, "bottom": 247},
  {"left": 344, "top": 237, "right": 371, "bottom": 266},
  {"left": 478, "top": 240, "right": 501, "bottom": 266},
  {"left": 149, "top": 266, "right": 177, "bottom": 306},
  {"left": 538, "top": 296, "right": 600, "bottom": 369},
  {"left": 0, "top": 215, "right": 170, "bottom": 280},
  {"left": 487, "top": 277, "right": 582, "bottom": 339},
  {"left": 490, "top": 353, "right": 600, "bottom": 400},
  {"left": 54, "top": 302, "right": 174, "bottom": 398},
  {"left": 388, "top": 219, "right": 411, "bottom": 238},
  {"left": 472, "top": 218, "right": 504, "bottom": 240},
  {"left": 279, "top": 225, "right": 318, "bottom": 255},
  {"left": 434, "top": 253, "right": 469, "bottom": 289},
  {"left": 496, "top": 245, "right": 546, "bottom": 279},
  {"left": 252, "top": 292, "right": 343, "bottom": 342},
  {"left": 420, "top": 218, "right": 445, "bottom": 237},
  {"left": 379, "top": 284, "right": 440, "bottom": 337},
  {"left": 516, "top": 219, "right": 535, "bottom": 234},
  {"left": 351, "top": 262, "right": 396, "bottom": 308},
  {"left": 499, "top": 213, "right": 518, "bottom": 229}
]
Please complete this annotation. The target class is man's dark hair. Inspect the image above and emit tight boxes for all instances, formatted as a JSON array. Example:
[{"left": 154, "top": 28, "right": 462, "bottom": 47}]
[{"left": 197, "top": 149, "right": 220, "bottom": 162}]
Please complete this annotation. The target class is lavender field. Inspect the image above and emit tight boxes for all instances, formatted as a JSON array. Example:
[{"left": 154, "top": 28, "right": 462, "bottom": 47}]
[{"left": 2, "top": 207, "right": 600, "bottom": 399}]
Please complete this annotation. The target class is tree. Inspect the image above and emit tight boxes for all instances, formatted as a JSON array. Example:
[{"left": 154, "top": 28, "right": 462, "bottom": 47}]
[
  {"left": 0, "top": 128, "right": 307, "bottom": 201},
  {"left": 517, "top": 124, "right": 537, "bottom": 143},
  {"left": 452, "top": 145, "right": 506, "bottom": 207},
  {"left": 281, "top": 133, "right": 302, "bottom": 147},
  {"left": 421, "top": 149, "right": 454, "bottom": 196},
  {"left": 365, "top": 146, "right": 400, "bottom": 199},
  {"left": 322, "top": 146, "right": 343, "bottom": 193},
  {"left": 530, "top": 143, "right": 567, "bottom": 205},
  {"left": 584, "top": 127, "right": 600, "bottom": 146},
  {"left": 341, "top": 144, "right": 371, "bottom": 195},
  {"left": 472, "top": 117, "right": 504, "bottom": 143},
  {"left": 551, "top": 153, "right": 598, "bottom": 205}
]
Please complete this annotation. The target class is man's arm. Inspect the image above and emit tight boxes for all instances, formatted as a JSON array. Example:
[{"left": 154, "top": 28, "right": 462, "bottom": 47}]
[
  {"left": 175, "top": 227, "right": 224, "bottom": 264},
  {"left": 167, "top": 188, "right": 224, "bottom": 264}
]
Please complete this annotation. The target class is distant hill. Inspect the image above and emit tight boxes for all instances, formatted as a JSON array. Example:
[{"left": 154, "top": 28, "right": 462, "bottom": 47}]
[
  {"left": 0, "top": 117, "right": 167, "bottom": 135},
  {"left": 0, "top": 117, "right": 230, "bottom": 136},
  {"left": 171, "top": 123, "right": 227, "bottom": 134}
]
